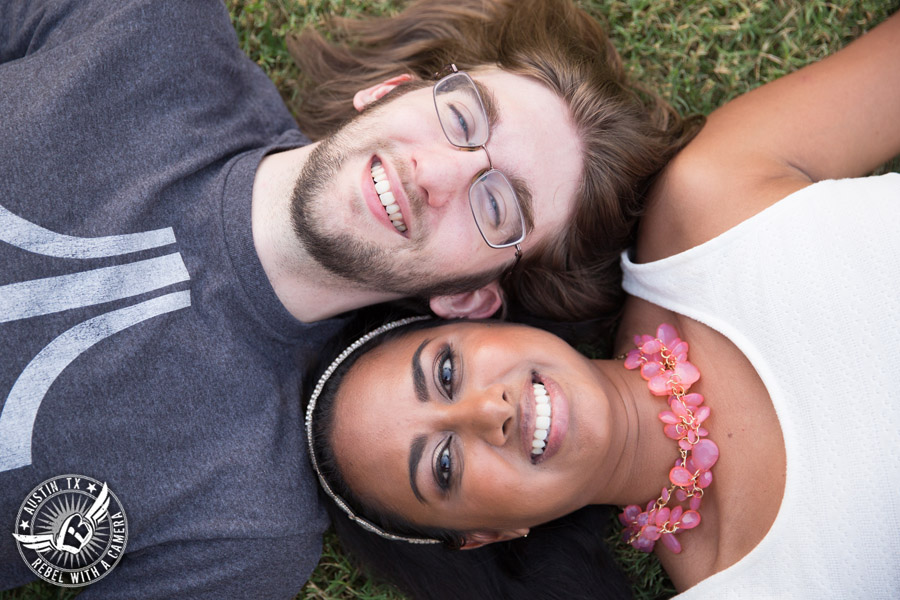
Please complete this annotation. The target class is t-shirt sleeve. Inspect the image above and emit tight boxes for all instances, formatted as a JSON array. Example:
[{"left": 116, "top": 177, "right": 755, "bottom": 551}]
[
  {"left": 0, "top": 0, "right": 48, "bottom": 63},
  {"left": 76, "top": 536, "right": 323, "bottom": 600},
  {"left": 0, "top": 0, "right": 120, "bottom": 63}
]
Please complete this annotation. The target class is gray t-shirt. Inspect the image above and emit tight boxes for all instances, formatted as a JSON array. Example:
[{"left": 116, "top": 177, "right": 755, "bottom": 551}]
[{"left": 0, "top": 1, "right": 342, "bottom": 597}]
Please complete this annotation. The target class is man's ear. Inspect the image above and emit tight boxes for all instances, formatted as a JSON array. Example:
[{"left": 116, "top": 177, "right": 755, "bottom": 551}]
[
  {"left": 460, "top": 528, "right": 530, "bottom": 550},
  {"left": 352, "top": 73, "right": 415, "bottom": 112},
  {"left": 429, "top": 282, "right": 503, "bottom": 320}
]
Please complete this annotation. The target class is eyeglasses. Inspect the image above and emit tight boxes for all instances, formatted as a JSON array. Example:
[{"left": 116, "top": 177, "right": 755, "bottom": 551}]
[{"left": 433, "top": 65, "right": 525, "bottom": 261}]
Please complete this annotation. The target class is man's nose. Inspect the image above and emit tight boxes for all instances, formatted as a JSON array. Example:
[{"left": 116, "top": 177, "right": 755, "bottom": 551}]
[
  {"left": 445, "top": 383, "right": 514, "bottom": 447},
  {"left": 413, "top": 145, "right": 487, "bottom": 209}
]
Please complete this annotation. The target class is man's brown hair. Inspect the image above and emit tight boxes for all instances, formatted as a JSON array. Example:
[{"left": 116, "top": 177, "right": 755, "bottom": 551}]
[{"left": 289, "top": 0, "right": 703, "bottom": 331}]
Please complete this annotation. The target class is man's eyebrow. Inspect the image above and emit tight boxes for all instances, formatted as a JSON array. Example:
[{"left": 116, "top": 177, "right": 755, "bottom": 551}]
[
  {"left": 473, "top": 79, "right": 535, "bottom": 232},
  {"left": 509, "top": 175, "right": 535, "bottom": 232},
  {"left": 473, "top": 79, "right": 499, "bottom": 131},
  {"left": 409, "top": 434, "right": 428, "bottom": 504},
  {"left": 412, "top": 338, "right": 431, "bottom": 404}
]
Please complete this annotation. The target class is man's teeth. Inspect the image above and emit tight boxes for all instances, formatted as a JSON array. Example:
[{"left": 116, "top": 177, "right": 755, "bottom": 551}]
[
  {"left": 371, "top": 160, "right": 406, "bottom": 233},
  {"left": 532, "top": 382, "right": 551, "bottom": 456}
]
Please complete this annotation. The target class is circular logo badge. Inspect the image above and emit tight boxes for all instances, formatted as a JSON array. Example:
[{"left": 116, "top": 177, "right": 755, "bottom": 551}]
[{"left": 12, "top": 475, "right": 128, "bottom": 587}]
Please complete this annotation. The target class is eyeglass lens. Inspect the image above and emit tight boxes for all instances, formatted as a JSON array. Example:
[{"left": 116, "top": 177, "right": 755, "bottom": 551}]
[{"left": 433, "top": 72, "right": 525, "bottom": 249}]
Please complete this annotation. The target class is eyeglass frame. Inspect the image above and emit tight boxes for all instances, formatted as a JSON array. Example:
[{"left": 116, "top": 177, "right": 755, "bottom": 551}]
[{"left": 432, "top": 64, "right": 524, "bottom": 271}]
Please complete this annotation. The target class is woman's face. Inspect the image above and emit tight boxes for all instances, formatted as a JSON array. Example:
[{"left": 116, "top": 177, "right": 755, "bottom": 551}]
[{"left": 330, "top": 321, "right": 617, "bottom": 536}]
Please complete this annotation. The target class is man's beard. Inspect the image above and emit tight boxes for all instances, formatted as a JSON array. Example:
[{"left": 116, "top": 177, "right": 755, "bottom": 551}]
[{"left": 289, "top": 86, "right": 506, "bottom": 299}]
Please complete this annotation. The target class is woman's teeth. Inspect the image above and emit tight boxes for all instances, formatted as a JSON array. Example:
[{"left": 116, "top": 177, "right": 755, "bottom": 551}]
[
  {"left": 532, "top": 382, "right": 551, "bottom": 456},
  {"left": 371, "top": 160, "right": 406, "bottom": 233}
]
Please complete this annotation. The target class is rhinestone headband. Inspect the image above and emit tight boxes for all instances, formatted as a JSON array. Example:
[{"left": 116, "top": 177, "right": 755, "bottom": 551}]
[{"left": 304, "top": 316, "right": 441, "bottom": 544}]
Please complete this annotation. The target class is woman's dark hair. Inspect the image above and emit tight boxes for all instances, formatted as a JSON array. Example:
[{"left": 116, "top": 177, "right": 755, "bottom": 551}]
[
  {"left": 304, "top": 310, "right": 633, "bottom": 599},
  {"left": 289, "top": 0, "right": 704, "bottom": 333}
]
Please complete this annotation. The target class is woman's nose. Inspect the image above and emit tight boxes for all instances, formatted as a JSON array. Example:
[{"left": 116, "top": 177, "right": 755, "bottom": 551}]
[{"left": 448, "top": 384, "right": 514, "bottom": 447}]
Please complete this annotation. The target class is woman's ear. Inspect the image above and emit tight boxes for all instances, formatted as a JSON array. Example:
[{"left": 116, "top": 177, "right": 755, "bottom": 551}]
[
  {"left": 460, "top": 528, "right": 530, "bottom": 550},
  {"left": 352, "top": 73, "right": 415, "bottom": 112}
]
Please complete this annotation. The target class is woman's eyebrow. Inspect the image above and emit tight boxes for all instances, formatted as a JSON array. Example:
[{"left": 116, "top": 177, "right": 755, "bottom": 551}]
[
  {"left": 409, "top": 338, "right": 433, "bottom": 504},
  {"left": 409, "top": 434, "right": 428, "bottom": 504},
  {"left": 412, "top": 338, "right": 431, "bottom": 404}
]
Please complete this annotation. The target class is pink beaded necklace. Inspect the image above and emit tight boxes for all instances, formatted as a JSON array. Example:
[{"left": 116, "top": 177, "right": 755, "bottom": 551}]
[{"left": 618, "top": 323, "right": 719, "bottom": 554}]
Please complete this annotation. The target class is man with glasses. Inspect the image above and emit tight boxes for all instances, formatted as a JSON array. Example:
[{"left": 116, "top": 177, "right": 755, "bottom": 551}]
[{"left": 1, "top": 0, "right": 690, "bottom": 597}]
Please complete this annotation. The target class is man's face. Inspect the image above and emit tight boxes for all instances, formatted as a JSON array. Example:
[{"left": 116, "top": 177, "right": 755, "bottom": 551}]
[{"left": 291, "top": 67, "right": 582, "bottom": 299}]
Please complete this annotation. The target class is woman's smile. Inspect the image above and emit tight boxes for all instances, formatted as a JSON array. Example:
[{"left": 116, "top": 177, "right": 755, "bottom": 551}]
[{"left": 523, "top": 375, "right": 569, "bottom": 464}]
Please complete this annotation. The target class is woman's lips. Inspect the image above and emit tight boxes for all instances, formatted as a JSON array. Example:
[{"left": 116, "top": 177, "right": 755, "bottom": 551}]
[{"left": 523, "top": 374, "right": 568, "bottom": 464}]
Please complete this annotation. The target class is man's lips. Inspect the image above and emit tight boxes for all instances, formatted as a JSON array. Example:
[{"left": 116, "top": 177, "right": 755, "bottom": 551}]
[{"left": 363, "top": 156, "right": 410, "bottom": 236}]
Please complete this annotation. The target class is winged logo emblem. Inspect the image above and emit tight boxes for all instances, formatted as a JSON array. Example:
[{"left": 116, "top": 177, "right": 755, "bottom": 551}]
[{"left": 13, "top": 482, "right": 110, "bottom": 555}]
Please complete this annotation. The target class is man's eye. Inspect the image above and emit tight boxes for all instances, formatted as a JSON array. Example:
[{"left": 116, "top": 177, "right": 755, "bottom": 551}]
[
  {"left": 449, "top": 105, "right": 470, "bottom": 141},
  {"left": 436, "top": 437, "right": 453, "bottom": 489},
  {"left": 486, "top": 191, "right": 501, "bottom": 227}
]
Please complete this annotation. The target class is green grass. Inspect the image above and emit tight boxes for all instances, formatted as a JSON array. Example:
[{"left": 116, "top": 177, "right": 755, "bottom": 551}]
[{"left": 3, "top": 1, "right": 896, "bottom": 599}]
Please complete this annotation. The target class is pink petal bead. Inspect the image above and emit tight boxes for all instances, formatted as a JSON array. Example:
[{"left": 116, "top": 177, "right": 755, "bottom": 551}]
[
  {"left": 642, "top": 525, "right": 661, "bottom": 541},
  {"left": 671, "top": 398, "right": 690, "bottom": 417},
  {"left": 675, "top": 361, "right": 700, "bottom": 386},
  {"left": 679, "top": 439, "right": 692, "bottom": 451},
  {"left": 649, "top": 375, "right": 671, "bottom": 396},
  {"left": 689, "top": 495, "right": 702, "bottom": 511},
  {"left": 657, "top": 324, "right": 678, "bottom": 345},
  {"left": 669, "top": 466, "right": 694, "bottom": 487},
  {"left": 664, "top": 424, "right": 681, "bottom": 439},
  {"left": 683, "top": 393, "right": 704, "bottom": 406},
  {"left": 659, "top": 411, "right": 679, "bottom": 424},
  {"left": 697, "top": 469, "right": 713, "bottom": 488},
  {"left": 634, "top": 537, "right": 655, "bottom": 552},
  {"left": 675, "top": 489, "right": 687, "bottom": 502},
  {"left": 624, "top": 350, "right": 643, "bottom": 370},
  {"left": 692, "top": 439, "right": 719, "bottom": 470},
  {"left": 641, "top": 339, "right": 662, "bottom": 354},
  {"left": 670, "top": 506, "right": 684, "bottom": 523},
  {"left": 641, "top": 361, "right": 662, "bottom": 379},
  {"left": 655, "top": 507, "right": 670, "bottom": 527},
  {"left": 695, "top": 405, "right": 710, "bottom": 424},
  {"left": 679, "top": 510, "right": 701, "bottom": 529},
  {"left": 623, "top": 505, "right": 641, "bottom": 520},
  {"left": 660, "top": 532, "right": 682, "bottom": 553}
]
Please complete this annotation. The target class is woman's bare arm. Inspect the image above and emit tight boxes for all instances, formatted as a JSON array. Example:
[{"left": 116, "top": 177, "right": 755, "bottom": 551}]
[{"left": 646, "top": 10, "right": 900, "bottom": 256}]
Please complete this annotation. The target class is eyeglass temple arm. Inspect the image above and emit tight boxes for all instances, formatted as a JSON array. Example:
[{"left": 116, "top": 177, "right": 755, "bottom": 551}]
[{"left": 433, "top": 63, "right": 459, "bottom": 79}]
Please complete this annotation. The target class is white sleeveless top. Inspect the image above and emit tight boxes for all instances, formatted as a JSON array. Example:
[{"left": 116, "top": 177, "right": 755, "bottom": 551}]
[{"left": 621, "top": 174, "right": 900, "bottom": 599}]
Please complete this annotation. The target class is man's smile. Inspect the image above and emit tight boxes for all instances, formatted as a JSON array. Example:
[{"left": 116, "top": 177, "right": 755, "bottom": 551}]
[{"left": 371, "top": 158, "right": 407, "bottom": 233}]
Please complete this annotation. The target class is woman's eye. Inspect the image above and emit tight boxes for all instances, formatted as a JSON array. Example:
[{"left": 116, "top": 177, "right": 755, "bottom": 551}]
[
  {"left": 436, "top": 438, "right": 453, "bottom": 489},
  {"left": 438, "top": 349, "right": 455, "bottom": 398}
]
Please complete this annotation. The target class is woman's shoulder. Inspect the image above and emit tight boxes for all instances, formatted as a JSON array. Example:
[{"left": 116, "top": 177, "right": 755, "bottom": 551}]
[{"left": 638, "top": 142, "right": 812, "bottom": 262}]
